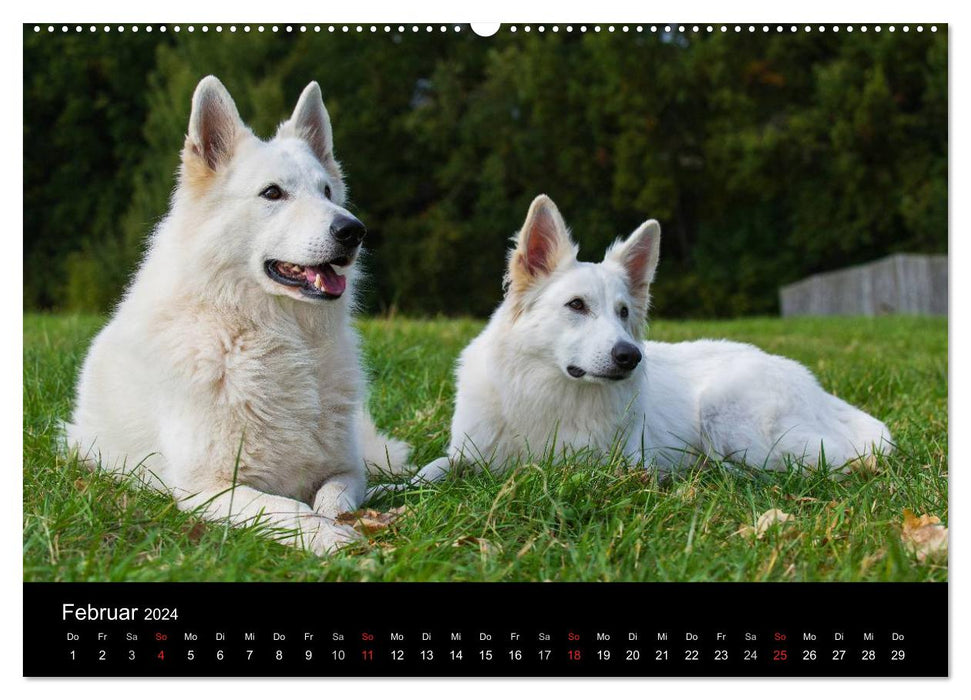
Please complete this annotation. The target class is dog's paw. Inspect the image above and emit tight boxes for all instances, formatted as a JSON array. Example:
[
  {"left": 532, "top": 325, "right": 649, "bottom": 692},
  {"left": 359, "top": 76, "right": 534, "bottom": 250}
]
[
  {"left": 292, "top": 514, "right": 362, "bottom": 556},
  {"left": 307, "top": 519, "right": 362, "bottom": 556}
]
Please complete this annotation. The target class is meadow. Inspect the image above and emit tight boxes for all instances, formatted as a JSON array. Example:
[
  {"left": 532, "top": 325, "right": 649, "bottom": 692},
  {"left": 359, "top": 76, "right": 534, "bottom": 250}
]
[{"left": 23, "top": 314, "right": 947, "bottom": 582}]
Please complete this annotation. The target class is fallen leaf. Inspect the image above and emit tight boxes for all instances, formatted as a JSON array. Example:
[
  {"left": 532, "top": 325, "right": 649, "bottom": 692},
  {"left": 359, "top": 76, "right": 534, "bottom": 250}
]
[
  {"left": 336, "top": 506, "right": 408, "bottom": 535},
  {"left": 784, "top": 495, "right": 820, "bottom": 504},
  {"left": 673, "top": 483, "right": 697, "bottom": 502},
  {"left": 901, "top": 509, "right": 948, "bottom": 562},
  {"left": 453, "top": 535, "right": 499, "bottom": 556},
  {"left": 736, "top": 508, "right": 796, "bottom": 539},
  {"left": 846, "top": 454, "right": 882, "bottom": 475},
  {"left": 182, "top": 521, "right": 208, "bottom": 544}
]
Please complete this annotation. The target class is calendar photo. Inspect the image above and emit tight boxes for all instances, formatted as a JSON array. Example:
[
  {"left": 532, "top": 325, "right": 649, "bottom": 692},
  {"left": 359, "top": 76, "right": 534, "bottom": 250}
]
[{"left": 23, "top": 22, "right": 947, "bottom": 590}]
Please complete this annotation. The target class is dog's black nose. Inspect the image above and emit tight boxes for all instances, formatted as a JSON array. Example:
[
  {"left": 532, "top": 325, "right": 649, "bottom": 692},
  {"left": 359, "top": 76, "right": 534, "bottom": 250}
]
[
  {"left": 330, "top": 214, "right": 367, "bottom": 246},
  {"left": 611, "top": 341, "right": 642, "bottom": 371}
]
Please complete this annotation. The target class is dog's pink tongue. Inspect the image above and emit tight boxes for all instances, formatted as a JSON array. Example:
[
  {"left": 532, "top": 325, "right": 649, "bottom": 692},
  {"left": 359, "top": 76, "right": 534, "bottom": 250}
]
[
  {"left": 305, "top": 264, "right": 346, "bottom": 297},
  {"left": 320, "top": 265, "right": 346, "bottom": 296}
]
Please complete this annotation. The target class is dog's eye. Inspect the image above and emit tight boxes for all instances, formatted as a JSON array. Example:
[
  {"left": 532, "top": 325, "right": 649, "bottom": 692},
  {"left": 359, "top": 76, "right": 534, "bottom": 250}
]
[
  {"left": 619, "top": 306, "right": 629, "bottom": 319},
  {"left": 260, "top": 185, "right": 284, "bottom": 201},
  {"left": 567, "top": 298, "right": 586, "bottom": 312},
  {"left": 324, "top": 184, "right": 332, "bottom": 200}
]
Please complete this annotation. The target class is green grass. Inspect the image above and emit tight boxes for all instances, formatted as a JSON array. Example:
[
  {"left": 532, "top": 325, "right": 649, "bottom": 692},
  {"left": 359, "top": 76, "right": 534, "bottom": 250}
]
[{"left": 23, "top": 313, "right": 947, "bottom": 582}]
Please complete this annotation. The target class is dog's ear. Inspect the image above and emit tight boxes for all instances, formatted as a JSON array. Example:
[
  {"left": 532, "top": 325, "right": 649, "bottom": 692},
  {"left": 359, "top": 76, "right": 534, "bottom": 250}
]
[
  {"left": 278, "top": 81, "right": 335, "bottom": 164},
  {"left": 604, "top": 219, "right": 661, "bottom": 311},
  {"left": 183, "top": 76, "right": 244, "bottom": 173},
  {"left": 506, "top": 195, "right": 577, "bottom": 295}
]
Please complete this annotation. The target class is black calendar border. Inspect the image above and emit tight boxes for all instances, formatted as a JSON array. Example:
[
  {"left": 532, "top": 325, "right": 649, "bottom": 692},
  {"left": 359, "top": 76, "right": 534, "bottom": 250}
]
[{"left": 23, "top": 581, "right": 948, "bottom": 677}]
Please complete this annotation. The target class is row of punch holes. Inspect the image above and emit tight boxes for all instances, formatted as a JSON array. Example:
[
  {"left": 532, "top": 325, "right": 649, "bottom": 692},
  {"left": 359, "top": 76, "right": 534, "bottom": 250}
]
[{"left": 34, "top": 24, "right": 939, "bottom": 35}]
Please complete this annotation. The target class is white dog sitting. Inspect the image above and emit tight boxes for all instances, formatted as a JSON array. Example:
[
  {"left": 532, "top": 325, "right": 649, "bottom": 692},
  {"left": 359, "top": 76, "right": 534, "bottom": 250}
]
[
  {"left": 398, "top": 194, "right": 892, "bottom": 488},
  {"left": 65, "top": 76, "right": 409, "bottom": 555}
]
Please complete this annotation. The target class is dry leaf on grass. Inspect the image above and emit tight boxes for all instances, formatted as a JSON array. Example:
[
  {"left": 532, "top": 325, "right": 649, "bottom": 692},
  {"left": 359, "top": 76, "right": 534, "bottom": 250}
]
[
  {"left": 846, "top": 454, "right": 882, "bottom": 475},
  {"left": 901, "top": 508, "right": 948, "bottom": 562},
  {"left": 784, "top": 495, "right": 820, "bottom": 504},
  {"left": 181, "top": 521, "right": 208, "bottom": 545},
  {"left": 673, "top": 483, "right": 697, "bottom": 502},
  {"left": 736, "top": 508, "right": 796, "bottom": 539},
  {"left": 336, "top": 506, "right": 408, "bottom": 535},
  {"left": 453, "top": 535, "right": 499, "bottom": 556}
]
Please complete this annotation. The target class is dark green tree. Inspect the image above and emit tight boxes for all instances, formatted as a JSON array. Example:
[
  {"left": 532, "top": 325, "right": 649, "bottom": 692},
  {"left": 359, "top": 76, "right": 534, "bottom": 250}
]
[{"left": 23, "top": 26, "right": 947, "bottom": 318}]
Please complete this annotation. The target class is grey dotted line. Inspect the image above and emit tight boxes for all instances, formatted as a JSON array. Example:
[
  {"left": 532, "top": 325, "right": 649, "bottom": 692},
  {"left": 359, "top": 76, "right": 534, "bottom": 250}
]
[
  {"left": 505, "top": 24, "right": 937, "bottom": 34},
  {"left": 31, "top": 24, "right": 939, "bottom": 35},
  {"left": 32, "top": 25, "right": 466, "bottom": 34}
]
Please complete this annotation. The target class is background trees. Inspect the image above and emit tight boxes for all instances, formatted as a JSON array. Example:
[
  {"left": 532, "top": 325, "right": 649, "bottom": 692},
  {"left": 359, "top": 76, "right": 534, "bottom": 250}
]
[{"left": 23, "top": 26, "right": 947, "bottom": 317}]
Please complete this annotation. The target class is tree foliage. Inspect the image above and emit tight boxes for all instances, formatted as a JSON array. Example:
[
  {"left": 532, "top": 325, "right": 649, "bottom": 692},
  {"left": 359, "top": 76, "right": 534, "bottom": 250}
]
[{"left": 24, "top": 27, "right": 947, "bottom": 317}]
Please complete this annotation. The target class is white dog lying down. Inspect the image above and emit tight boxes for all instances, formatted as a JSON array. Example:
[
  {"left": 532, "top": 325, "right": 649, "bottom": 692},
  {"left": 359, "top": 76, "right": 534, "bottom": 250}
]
[
  {"left": 390, "top": 195, "right": 892, "bottom": 489},
  {"left": 65, "top": 76, "right": 409, "bottom": 555}
]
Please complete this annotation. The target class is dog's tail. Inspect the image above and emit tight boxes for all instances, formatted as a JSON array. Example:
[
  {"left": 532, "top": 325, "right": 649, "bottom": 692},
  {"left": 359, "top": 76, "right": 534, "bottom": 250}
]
[{"left": 359, "top": 410, "right": 412, "bottom": 478}]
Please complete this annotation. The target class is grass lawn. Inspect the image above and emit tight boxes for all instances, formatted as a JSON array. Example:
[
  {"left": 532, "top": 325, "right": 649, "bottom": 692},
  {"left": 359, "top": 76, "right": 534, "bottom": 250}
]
[{"left": 23, "top": 314, "right": 947, "bottom": 582}]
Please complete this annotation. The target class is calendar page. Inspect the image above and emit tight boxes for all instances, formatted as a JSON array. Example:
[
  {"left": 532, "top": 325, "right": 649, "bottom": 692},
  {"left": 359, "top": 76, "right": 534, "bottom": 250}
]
[{"left": 22, "top": 16, "right": 948, "bottom": 678}]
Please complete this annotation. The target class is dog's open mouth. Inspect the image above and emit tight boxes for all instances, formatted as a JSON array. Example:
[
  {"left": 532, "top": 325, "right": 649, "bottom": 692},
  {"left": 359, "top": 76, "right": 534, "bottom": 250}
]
[
  {"left": 264, "top": 258, "right": 350, "bottom": 299},
  {"left": 567, "top": 365, "right": 629, "bottom": 381}
]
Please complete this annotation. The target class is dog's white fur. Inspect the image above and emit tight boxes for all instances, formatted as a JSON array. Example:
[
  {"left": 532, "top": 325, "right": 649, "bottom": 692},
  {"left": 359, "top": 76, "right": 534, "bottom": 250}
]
[
  {"left": 404, "top": 195, "right": 892, "bottom": 486},
  {"left": 65, "top": 76, "right": 409, "bottom": 555}
]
